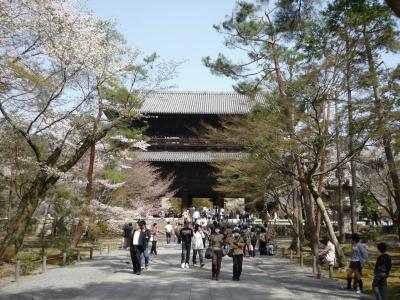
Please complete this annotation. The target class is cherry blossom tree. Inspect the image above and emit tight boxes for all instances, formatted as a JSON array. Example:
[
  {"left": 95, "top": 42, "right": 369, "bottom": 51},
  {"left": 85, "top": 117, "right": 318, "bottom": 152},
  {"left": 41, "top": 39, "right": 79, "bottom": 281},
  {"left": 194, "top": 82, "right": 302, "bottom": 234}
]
[{"left": 0, "top": 0, "right": 177, "bottom": 261}]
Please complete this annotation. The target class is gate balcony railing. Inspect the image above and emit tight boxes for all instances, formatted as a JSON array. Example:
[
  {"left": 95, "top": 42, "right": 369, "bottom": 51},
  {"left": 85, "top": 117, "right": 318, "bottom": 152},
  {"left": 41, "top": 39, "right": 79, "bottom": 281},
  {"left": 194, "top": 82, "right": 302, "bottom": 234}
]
[{"left": 148, "top": 137, "right": 243, "bottom": 149}]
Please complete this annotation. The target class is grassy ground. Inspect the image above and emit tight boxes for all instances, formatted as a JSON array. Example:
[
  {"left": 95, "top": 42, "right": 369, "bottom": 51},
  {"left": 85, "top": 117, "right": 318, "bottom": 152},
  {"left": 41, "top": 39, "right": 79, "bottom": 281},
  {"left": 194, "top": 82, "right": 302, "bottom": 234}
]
[{"left": 281, "top": 242, "right": 400, "bottom": 300}]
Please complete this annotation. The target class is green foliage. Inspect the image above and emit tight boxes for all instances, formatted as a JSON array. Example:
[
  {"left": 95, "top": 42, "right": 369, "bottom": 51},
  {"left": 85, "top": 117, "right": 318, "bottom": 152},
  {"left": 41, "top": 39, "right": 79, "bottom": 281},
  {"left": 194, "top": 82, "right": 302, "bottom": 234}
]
[
  {"left": 359, "top": 227, "right": 380, "bottom": 242},
  {"left": 192, "top": 198, "right": 213, "bottom": 209},
  {"left": 342, "top": 243, "right": 352, "bottom": 253},
  {"left": 15, "top": 252, "right": 41, "bottom": 275},
  {"left": 97, "top": 220, "right": 110, "bottom": 235},
  {"left": 170, "top": 198, "right": 182, "bottom": 214},
  {"left": 97, "top": 167, "right": 128, "bottom": 183},
  {"left": 360, "top": 191, "right": 380, "bottom": 221}
]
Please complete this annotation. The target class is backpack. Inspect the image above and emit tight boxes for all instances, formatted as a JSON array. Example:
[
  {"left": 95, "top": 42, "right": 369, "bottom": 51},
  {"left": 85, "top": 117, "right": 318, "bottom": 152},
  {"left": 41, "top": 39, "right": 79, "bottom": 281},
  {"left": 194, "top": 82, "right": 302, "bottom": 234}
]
[{"left": 144, "top": 229, "right": 151, "bottom": 242}]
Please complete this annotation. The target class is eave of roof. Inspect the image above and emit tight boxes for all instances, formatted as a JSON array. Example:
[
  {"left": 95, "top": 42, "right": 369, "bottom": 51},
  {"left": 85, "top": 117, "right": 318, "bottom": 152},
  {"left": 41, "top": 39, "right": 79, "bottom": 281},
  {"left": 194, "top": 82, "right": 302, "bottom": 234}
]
[{"left": 134, "top": 151, "right": 246, "bottom": 163}]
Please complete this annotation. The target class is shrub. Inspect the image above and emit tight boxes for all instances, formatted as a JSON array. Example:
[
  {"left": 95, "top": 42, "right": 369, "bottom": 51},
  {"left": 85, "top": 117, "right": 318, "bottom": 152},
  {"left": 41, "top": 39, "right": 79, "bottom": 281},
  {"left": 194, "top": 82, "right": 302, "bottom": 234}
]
[
  {"left": 15, "top": 252, "right": 41, "bottom": 275},
  {"left": 359, "top": 227, "right": 379, "bottom": 242}
]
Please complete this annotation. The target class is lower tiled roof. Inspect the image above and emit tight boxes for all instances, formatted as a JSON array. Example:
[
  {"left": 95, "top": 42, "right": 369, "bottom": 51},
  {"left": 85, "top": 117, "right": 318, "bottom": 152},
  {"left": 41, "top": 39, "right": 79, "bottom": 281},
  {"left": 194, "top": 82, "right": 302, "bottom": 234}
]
[{"left": 134, "top": 151, "right": 246, "bottom": 162}]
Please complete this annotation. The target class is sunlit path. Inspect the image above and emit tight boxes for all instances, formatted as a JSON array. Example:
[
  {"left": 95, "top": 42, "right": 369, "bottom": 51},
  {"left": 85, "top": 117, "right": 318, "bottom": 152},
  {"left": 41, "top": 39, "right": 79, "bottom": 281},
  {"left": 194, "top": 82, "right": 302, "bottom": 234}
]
[{"left": 0, "top": 244, "right": 367, "bottom": 300}]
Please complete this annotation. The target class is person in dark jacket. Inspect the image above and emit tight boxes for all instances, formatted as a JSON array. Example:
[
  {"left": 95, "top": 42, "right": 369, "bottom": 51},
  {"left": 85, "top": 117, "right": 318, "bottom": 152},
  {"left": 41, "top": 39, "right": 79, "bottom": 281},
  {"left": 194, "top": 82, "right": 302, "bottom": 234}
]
[
  {"left": 122, "top": 223, "right": 133, "bottom": 249},
  {"left": 179, "top": 221, "right": 193, "bottom": 269},
  {"left": 130, "top": 222, "right": 146, "bottom": 275},
  {"left": 373, "top": 242, "right": 392, "bottom": 300},
  {"left": 140, "top": 220, "right": 151, "bottom": 270}
]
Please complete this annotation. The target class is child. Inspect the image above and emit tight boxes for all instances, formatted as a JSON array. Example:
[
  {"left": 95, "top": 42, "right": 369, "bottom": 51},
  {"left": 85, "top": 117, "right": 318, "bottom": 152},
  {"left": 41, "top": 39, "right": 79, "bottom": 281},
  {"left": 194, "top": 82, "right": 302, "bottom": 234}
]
[
  {"left": 373, "top": 242, "right": 391, "bottom": 300},
  {"left": 316, "top": 236, "right": 335, "bottom": 279},
  {"left": 346, "top": 233, "right": 368, "bottom": 293}
]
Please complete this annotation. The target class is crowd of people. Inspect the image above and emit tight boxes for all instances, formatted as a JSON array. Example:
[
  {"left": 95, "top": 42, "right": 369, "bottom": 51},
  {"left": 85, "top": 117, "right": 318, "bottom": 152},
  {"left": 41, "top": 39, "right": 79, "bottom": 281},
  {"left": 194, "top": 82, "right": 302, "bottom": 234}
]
[
  {"left": 122, "top": 209, "right": 272, "bottom": 281},
  {"left": 122, "top": 209, "right": 393, "bottom": 299}
]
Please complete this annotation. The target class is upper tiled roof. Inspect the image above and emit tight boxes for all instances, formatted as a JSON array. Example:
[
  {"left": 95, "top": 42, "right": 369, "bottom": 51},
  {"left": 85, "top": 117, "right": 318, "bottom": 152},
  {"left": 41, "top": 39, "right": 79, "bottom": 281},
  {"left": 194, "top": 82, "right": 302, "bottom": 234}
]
[
  {"left": 135, "top": 151, "right": 246, "bottom": 162},
  {"left": 138, "top": 91, "right": 263, "bottom": 115}
]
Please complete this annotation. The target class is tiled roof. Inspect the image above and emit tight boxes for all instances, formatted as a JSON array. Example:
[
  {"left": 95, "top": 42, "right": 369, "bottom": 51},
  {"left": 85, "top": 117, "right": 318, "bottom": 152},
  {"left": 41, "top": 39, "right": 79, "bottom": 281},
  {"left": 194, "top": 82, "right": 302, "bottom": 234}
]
[
  {"left": 138, "top": 91, "right": 263, "bottom": 114},
  {"left": 135, "top": 151, "right": 246, "bottom": 162}
]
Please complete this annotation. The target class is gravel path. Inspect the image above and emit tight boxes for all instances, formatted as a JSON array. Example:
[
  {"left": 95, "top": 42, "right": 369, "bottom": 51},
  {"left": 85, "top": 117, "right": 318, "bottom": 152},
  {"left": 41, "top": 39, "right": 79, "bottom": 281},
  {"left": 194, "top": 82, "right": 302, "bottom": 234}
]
[{"left": 0, "top": 244, "right": 369, "bottom": 300}]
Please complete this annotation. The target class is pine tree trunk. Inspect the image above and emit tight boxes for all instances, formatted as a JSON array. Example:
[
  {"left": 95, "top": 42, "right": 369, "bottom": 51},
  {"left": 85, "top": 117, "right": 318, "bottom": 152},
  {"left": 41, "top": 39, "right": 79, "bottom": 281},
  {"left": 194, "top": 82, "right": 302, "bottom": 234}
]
[
  {"left": 345, "top": 39, "right": 358, "bottom": 235},
  {"left": 270, "top": 35, "right": 319, "bottom": 258},
  {"left": 363, "top": 28, "right": 400, "bottom": 237},
  {"left": 335, "top": 98, "right": 345, "bottom": 243},
  {"left": 309, "top": 181, "right": 345, "bottom": 267}
]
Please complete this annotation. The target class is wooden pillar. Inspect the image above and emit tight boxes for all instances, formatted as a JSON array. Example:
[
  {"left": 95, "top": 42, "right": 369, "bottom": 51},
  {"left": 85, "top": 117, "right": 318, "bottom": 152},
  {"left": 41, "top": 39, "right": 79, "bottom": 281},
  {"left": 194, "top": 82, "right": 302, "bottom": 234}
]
[
  {"left": 217, "top": 197, "right": 224, "bottom": 209},
  {"left": 181, "top": 189, "right": 189, "bottom": 210},
  {"left": 212, "top": 197, "right": 217, "bottom": 208}
]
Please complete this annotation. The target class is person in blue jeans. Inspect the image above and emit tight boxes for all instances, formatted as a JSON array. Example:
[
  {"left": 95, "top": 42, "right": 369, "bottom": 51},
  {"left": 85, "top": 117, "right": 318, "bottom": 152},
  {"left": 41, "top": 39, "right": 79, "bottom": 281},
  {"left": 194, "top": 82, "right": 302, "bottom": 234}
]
[
  {"left": 178, "top": 221, "right": 193, "bottom": 269},
  {"left": 140, "top": 220, "right": 151, "bottom": 269}
]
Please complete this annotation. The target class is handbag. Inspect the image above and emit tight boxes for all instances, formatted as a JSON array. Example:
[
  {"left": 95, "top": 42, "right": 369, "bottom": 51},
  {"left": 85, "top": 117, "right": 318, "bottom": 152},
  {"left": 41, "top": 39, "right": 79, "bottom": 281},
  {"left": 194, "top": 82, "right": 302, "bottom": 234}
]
[
  {"left": 205, "top": 247, "right": 212, "bottom": 259},
  {"left": 248, "top": 244, "right": 253, "bottom": 252},
  {"left": 228, "top": 248, "right": 234, "bottom": 258},
  {"left": 222, "top": 245, "right": 229, "bottom": 257}
]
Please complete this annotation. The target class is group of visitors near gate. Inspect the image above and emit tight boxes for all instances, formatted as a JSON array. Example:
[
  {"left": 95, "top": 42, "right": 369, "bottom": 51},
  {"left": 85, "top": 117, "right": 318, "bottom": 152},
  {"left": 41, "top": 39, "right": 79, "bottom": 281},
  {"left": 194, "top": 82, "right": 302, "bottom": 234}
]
[
  {"left": 122, "top": 211, "right": 392, "bottom": 300},
  {"left": 122, "top": 213, "right": 272, "bottom": 281}
]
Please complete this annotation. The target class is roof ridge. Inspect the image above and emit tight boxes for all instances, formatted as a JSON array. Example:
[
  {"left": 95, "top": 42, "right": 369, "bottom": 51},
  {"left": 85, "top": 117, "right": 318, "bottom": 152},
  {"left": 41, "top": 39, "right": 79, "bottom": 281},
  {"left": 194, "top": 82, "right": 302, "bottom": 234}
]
[{"left": 149, "top": 91, "right": 241, "bottom": 95}]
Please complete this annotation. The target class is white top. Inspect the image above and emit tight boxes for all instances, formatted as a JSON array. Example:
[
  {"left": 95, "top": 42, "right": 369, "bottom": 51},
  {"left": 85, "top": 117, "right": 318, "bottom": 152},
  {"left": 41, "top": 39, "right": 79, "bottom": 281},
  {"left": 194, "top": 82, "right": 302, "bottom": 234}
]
[
  {"left": 193, "top": 211, "right": 200, "bottom": 219},
  {"left": 320, "top": 241, "right": 336, "bottom": 265},
  {"left": 192, "top": 231, "right": 205, "bottom": 250},
  {"left": 132, "top": 230, "right": 140, "bottom": 245},
  {"left": 165, "top": 224, "right": 173, "bottom": 233}
]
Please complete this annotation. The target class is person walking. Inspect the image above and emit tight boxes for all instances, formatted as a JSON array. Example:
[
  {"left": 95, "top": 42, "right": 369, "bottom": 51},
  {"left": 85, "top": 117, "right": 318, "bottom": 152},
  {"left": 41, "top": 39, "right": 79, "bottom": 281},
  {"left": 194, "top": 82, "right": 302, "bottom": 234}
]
[
  {"left": 242, "top": 225, "right": 251, "bottom": 257},
  {"left": 316, "top": 236, "right": 335, "bottom": 279},
  {"left": 122, "top": 222, "right": 133, "bottom": 249},
  {"left": 140, "top": 220, "right": 151, "bottom": 270},
  {"left": 130, "top": 222, "right": 146, "bottom": 275},
  {"left": 192, "top": 208, "right": 200, "bottom": 225},
  {"left": 346, "top": 233, "right": 369, "bottom": 293},
  {"left": 373, "top": 242, "right": 392, "bottom": 300},
  {"left": 250, "top": 227, "right": 257, "bottom": 257},
  {"left": 259, "top": 226, "right": 269, "bottom": 255},
  {"left": 230, "top": 228, "right": 244, "bottom": 281},
  {"left": 210, "top": 224, "right": 225, "bottom": 280},
  {"left": 192, "top": 224, "right": 205, "bottom": 267},
  {"left": 174, "top": 223, "right": 182, "bottom": 243},
  {"left": 164, "top": 221, "right": 173, "bottom": 244},
  {"left": 179, "top": 221, "right": 193, "bottom": 269},
  {"left": 150, "top": 223, "right": 160, "bottom": 255}
]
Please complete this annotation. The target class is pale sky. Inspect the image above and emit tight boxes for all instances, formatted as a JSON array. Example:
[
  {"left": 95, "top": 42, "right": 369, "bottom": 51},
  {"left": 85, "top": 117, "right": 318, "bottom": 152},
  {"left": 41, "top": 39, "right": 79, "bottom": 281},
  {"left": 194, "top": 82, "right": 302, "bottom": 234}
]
[{"left": 88, "top": 0, "right": 239, "bottom": 91}]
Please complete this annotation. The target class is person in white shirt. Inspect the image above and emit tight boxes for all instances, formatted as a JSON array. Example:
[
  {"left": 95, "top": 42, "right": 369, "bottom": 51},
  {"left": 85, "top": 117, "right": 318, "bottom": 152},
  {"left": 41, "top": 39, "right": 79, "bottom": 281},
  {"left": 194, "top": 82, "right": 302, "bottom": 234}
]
[
  {"left": 192, "top": 224, "right": 205, "bottom": 267},
  {"left": 130, "top": 222, "right": 145, "bottom": 275},
  {"left": 164, "top": 221, "right": 173, "bottom": 244},
  {"left": 192, "top": 209, "right": 200, "bottom": 225},
  {"left": 317, "top": 236, "right": 336, "bottom": 279}
]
